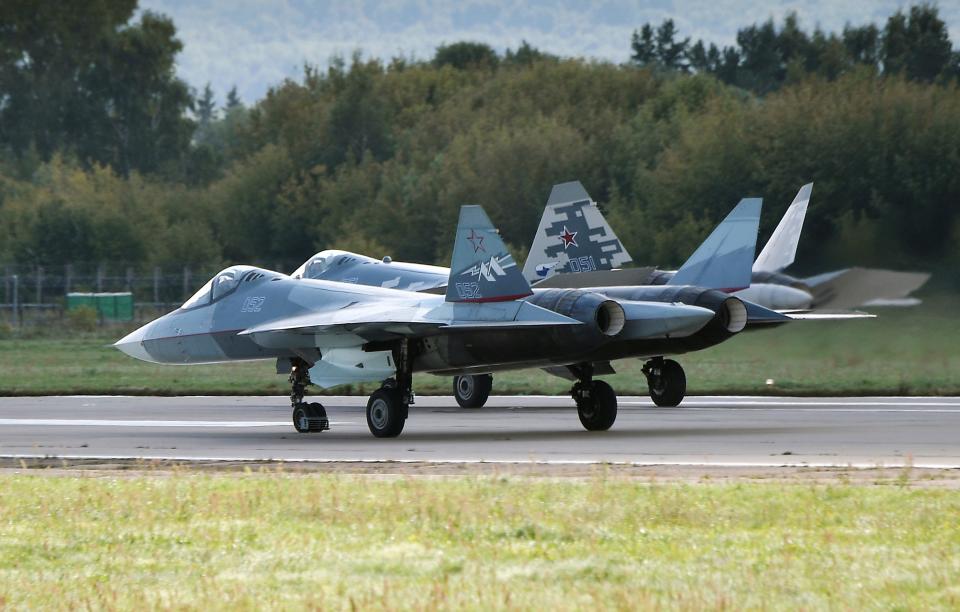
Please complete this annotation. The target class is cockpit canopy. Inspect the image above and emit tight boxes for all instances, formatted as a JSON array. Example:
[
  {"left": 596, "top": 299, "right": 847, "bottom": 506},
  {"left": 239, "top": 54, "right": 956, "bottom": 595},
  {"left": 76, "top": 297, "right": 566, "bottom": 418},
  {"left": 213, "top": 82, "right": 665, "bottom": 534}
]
[
  {"left": 180, "top": 266, "right": 282, "bottom": 309},
  {"left": 291, "top": 250, "right": 376, "bottom": 280}
]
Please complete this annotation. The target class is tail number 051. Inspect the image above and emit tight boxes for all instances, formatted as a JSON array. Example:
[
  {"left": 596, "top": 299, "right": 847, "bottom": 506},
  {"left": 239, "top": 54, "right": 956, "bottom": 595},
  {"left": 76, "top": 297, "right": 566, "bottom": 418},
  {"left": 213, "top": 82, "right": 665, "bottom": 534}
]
[{"left": 568, "top": 256, "right": 597, "bottom": 273}]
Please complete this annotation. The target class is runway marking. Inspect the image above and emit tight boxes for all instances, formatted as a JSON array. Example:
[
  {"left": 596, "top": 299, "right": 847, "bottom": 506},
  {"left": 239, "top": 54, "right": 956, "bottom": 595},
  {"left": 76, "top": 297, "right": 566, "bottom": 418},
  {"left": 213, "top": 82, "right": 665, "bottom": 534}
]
[
  {"left": 3, "top": 453, "right": 960, "bottom": 470},
  {"left": 0, "top": 419, "right": 352, "bottom": 428},
  {"left": 621, "top": 402, "right": 960, "bottom": 410},
  {"left": 621, "top": 406, "right": 960, "bottom": 413}
]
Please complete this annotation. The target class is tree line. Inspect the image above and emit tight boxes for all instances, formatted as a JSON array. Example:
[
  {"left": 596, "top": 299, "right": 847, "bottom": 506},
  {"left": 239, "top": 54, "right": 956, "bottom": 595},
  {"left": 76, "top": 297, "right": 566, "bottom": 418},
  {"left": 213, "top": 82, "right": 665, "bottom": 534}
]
[{"left": 0, "top": 2, "right": 958, "bottom": 288}]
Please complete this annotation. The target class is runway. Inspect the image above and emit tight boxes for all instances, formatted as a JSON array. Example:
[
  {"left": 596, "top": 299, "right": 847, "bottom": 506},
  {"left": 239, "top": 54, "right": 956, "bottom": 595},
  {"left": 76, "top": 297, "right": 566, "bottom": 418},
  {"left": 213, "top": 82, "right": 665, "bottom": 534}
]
[{"left": 1, "top": 395, "right": 959, "bottom": 468}]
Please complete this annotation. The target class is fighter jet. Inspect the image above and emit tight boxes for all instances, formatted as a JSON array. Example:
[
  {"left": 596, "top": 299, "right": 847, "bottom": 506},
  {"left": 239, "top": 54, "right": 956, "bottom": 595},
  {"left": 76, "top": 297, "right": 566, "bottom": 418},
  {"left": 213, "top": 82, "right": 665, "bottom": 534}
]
[
  {"left": 745, "top": 184, "right": 929, "bottom": 309},
  {"left": 292, "top": 194, "right": 781, "bottom": 408},
  {"left": 116, "top": 204, "right": 755, "bottom": 437},
  {"left": 289, "top": 184, "right": 877, "bottom": 410},
  {"left": 527, "top": 182, "right": 929, "bottom": 310}
]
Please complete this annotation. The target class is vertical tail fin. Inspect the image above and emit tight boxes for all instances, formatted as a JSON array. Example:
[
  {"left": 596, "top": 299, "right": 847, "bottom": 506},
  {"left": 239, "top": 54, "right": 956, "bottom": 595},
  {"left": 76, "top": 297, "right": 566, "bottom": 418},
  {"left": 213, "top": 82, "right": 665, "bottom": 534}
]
[
  {"left": 668, "top": 198, "right": 762, "bottom": 291},
  {"left": 445, "top": 205, "right": 532, "bottom": 303},
  {"left": 521, "top": 181, "right": 632, "bottom": 284},
  {"left": 752, "top": 183, "right": 812, "bottom": 274}
]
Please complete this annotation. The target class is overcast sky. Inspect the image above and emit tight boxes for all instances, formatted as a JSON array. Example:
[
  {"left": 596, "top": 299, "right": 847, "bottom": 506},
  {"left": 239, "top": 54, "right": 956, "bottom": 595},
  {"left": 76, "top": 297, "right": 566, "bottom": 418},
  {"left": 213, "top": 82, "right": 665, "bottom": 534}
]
[{"left": 139, "top": 0, "right": 960, "bottom": 104}]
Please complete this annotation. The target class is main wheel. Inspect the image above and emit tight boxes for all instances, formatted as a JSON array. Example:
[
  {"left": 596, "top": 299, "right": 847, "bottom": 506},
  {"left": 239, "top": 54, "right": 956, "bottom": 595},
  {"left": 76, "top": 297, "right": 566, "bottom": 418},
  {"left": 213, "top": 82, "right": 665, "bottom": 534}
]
[
  {"left": 453, "top": 374, "right": 493, "bottom": 408},
  {"left": 292, "top": 402, "right": 328, "bottom": 433},
  {"left": 576, "top": 380, "right": 618, "bottom": 431},
  {"left": 648, "top": 359, "right": 686, "bottom": 407},
  {"left": 366, "top": 388, "right": 407, "bottom": 438}
]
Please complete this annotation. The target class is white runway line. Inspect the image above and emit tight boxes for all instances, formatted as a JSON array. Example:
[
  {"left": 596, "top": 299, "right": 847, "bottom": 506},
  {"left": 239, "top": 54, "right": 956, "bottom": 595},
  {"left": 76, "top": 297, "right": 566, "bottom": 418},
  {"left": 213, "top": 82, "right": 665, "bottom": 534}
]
[
  {"left": 624, "top": 406, "right": 960, "bottom": 413},
  {"left": 678, "top": 401, "right": 960, "bottom": 407},
  {"left": 0, "top": 419, "right": 352, "bottom": 428}
]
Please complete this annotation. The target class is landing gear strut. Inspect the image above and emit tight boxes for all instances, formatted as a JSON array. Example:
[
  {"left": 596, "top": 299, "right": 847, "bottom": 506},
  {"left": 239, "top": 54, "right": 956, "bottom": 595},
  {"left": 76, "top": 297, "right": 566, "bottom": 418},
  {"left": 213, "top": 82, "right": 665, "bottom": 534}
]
[
  {"left": 643, "top": 357, "right": 686, "bottom": 407},
  {"left": 571, "top": 364, "right": 617, "bottom": 431},
  {"left": 289, "top": 358, "right": 329, "bottom": 433},
  {"left": 453, "top": 374, "right": 493, "bottom": 408},
  {"left": 366, "top": 340, "right": 413, "bottom": 438}
]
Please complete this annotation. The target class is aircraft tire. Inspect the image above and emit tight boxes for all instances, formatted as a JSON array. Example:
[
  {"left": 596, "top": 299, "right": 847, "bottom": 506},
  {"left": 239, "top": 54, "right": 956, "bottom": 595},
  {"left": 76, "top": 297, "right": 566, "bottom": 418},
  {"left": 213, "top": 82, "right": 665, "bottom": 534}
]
[
  {"left": 649, "top": 359, "right": 686, "bottom": 407},
  {"left": 366, "top": 388, "right": 407, "bottom": 438},
  {"left": 292, "top": 402, "right": 328, "bottom": 433},
  {"left": 577, "top": 380, "right": 617, "bottom": 431},
  {"left": 453, "top": 374, "right": 493, "bottom": 408}
]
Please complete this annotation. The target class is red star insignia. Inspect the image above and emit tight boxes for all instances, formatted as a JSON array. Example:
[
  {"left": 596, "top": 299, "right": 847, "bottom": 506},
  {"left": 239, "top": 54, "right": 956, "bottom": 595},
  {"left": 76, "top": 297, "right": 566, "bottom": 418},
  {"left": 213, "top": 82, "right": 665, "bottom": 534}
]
[
  {"left": 559, "top": 226, "right": 578, "bottom": 249},
  {"left": 467, "top": 228, "right": 485, "bottom": 253}
]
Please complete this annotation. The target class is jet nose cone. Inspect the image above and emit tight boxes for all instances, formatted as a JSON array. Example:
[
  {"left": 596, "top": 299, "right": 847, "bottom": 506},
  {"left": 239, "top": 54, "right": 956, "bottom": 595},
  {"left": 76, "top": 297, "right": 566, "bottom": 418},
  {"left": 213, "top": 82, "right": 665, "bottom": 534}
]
[{"left": 114, "top": 324, "right": 153, "bottom": 362}]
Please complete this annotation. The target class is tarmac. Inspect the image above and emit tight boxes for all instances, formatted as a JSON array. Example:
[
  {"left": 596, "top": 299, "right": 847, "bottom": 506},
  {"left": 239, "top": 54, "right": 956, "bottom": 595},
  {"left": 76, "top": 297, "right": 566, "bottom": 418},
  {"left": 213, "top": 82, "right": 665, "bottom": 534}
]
[{"left": 1, "top": 395, "right": 959, "bottom": 468}]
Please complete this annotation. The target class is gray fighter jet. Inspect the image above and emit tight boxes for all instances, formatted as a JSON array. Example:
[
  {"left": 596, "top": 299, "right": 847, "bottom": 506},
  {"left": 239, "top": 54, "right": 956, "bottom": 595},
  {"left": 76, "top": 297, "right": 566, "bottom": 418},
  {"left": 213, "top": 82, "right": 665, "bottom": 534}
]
[
  {"left": 290, "top": 185, "right": 879, "bottom": 409},
  {"left": 292, "top": 194, "right": 783, "bottom": 407},
  {"left": 116, "top": 205, "right": 757, "bottom": 437},
  {"left": 526, "top": 182, "right": 928, "bottom": 310}
]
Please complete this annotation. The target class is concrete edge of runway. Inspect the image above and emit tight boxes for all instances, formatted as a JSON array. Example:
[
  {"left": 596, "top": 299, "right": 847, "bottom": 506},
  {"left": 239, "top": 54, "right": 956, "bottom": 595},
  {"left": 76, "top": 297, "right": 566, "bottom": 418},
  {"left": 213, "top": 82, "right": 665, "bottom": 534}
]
[{"left": 4, "top": 454, "right": 960, "bottom": 471}]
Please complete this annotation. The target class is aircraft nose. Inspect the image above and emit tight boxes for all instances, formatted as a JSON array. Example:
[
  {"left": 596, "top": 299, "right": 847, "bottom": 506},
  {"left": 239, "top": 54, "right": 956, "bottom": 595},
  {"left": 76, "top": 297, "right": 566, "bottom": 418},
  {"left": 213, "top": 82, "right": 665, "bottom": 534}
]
[{"left": 113, "top": 324, "right": 153, "bottom": 362}]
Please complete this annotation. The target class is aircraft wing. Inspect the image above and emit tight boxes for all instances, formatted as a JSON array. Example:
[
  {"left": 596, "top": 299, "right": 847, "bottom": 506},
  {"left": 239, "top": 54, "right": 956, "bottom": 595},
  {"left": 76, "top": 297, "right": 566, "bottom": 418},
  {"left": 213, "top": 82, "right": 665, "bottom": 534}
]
[
  {"left": 804, "top": 267, "right": 930, "bottom": 309},
  {"left": 238, "top": 300, "right": 580, "bottom": 344}
]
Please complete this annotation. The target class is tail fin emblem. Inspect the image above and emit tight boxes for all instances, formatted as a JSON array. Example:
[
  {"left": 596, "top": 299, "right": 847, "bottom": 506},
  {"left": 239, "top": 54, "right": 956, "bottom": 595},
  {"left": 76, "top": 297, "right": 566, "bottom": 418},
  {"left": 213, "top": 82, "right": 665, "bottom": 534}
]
[
  {"left": 560, "top": 226, "right": 578, "bottom": 249},
  {"left": 467, "top": 229, "right": 486, "bottom": 253}
]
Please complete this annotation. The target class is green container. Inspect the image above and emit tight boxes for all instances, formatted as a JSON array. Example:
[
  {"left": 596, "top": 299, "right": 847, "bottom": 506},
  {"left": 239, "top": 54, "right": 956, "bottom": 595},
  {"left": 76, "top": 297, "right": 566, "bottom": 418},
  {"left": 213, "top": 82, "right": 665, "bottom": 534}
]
[{"left": 66, "top": 292, "right": 134, "bottom": 322}]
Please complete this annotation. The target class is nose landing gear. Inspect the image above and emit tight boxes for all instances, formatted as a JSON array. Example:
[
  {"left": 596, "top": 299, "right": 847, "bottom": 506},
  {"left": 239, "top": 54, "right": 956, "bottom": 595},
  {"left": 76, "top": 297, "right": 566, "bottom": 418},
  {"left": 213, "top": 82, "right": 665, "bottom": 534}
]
[{"left": 289, "top": 358, "right": 329, "bottom": 433}]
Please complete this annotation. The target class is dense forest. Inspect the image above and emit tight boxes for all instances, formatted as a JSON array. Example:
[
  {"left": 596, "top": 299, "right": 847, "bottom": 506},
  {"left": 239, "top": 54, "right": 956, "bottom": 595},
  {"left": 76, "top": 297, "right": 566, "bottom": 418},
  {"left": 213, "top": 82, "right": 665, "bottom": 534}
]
[{"left": 1, "top": 2, "right": 958, "bottom": 285}]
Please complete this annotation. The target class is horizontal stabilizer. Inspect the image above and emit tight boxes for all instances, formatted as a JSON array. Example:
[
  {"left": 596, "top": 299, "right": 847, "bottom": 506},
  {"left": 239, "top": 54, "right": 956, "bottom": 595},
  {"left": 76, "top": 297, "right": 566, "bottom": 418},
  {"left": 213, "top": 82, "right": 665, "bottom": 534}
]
[
  {"left": 753, "top": 183, "right": 812, "bottom": 273},
  {"left": 522, "top": 181, "right": 632, "bottom": 284},
  {"left": 804, "top": 267, "right": 930, "bottom": 309},
  {"left": 742, "top": 300, "right": 793, "bottom": 326},
  {"left": 446, "top": 205, "right": 532, "bottom": 303},
  {"left": 784, "top": 310, "right": 876, "bottom": 320},
  {"left": 669, "top": 198, "right": 762, "bottom": 291}
]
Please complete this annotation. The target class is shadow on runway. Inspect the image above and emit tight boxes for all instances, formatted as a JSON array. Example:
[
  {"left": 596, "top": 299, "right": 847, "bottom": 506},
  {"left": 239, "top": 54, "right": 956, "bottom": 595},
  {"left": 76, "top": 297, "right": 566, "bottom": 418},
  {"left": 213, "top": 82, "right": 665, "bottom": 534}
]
[{"left": 136, "top": 424, "right": 833, "bottom": 445}]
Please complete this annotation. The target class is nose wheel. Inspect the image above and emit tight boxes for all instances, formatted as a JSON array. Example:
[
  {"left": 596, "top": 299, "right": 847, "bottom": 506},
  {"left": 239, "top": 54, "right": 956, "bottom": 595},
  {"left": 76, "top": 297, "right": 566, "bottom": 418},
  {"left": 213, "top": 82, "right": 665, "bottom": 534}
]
[
  {"left": 293, "top": 402, "right": 329, "bottom": 433},
  {"left": 289, "top": 358, "right": 329, "bottom": 433}
]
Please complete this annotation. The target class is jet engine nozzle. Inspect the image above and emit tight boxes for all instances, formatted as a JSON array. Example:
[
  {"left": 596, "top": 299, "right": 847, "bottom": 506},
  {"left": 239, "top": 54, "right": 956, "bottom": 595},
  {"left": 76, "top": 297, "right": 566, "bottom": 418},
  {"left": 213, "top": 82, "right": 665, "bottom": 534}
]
[
  {"left": 718, "top": 296, "right": 748, "bottom": 333},
  {"left": 596, "top": 300, "right": 626, "bottom": 336},
  {"left": 527, "top": 289, "right": 629, "bottom": 340}
]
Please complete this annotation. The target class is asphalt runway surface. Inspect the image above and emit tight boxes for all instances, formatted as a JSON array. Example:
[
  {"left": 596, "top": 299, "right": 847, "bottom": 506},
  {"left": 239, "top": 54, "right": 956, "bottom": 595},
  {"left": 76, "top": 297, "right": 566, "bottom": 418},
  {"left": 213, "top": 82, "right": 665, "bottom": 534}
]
[{"left": 1, "top": 395, "right": 959, "bottom": 468}]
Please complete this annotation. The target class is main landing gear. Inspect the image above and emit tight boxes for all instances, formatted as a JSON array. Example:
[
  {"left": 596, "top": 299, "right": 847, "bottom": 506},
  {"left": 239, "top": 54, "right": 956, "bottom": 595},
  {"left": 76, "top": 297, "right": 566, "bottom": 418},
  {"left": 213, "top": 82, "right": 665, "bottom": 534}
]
[
  {"left": 571, "top": 364, "right": 618, "bottom": 431},
  {"left": 289, "top": 358, "right": 329, "bottom": 433},
  {"left": 365, "top": 339, "right": 414, "bottom": 438},
  {"left": 643, "top": 357, "right": 687, "bottom": 407},
  {"left": 452, "top": 374, "right": 493, "bottom": 408}
]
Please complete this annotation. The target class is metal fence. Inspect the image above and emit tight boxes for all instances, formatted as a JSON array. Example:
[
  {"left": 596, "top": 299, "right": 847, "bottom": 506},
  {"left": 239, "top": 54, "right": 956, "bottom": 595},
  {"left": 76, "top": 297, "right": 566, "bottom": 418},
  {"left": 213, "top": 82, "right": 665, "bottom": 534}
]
[{"left": 1, "top": 261, "right": 301, "bottom": 326}]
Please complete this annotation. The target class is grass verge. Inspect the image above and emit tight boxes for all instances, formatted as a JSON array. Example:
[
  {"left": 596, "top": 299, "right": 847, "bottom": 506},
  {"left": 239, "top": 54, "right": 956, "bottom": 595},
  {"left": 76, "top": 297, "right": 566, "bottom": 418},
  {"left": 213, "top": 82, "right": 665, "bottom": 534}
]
[
  {"left": 1, "top": 296, "right": 957, "bottom": 396},
  {"left": 0, "top": 471, "right": 958, "bottom": 609}
]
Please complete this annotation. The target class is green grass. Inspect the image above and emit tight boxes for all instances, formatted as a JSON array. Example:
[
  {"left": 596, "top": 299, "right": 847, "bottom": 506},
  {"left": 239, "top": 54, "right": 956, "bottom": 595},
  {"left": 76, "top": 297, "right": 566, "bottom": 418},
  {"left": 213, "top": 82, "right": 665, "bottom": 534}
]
[
  {"left": 0, "top": 472, "right": 958, "bottom": 609},
  {"left": 1, "top": 296, "right": 957, "bottom": 396}
]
